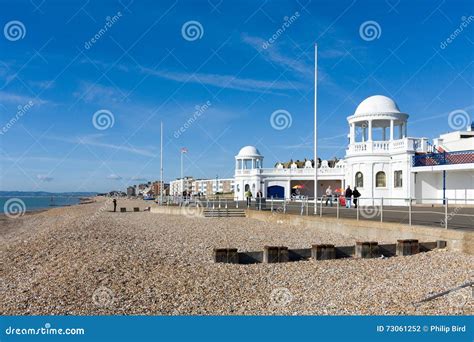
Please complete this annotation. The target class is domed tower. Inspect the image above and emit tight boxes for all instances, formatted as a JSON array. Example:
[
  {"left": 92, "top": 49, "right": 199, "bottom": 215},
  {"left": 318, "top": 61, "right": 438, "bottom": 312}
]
[
  {"left": 347, "top": 95, "right": 408, "bottom": 151},
  {"left": 345, "top": 95, "right": 412, "bottom": 204},
  {"left": 235, "top": 145, "right": 263, "bottom": 170},
  {"left": 234, "top": 146, "right": 263, "bottom": 200}
]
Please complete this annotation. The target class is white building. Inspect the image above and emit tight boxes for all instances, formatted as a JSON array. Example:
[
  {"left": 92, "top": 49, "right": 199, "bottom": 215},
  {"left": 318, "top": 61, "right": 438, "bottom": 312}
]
[
  {"left": 170, "top": 176, "right": 195, "bottom": 196},
  {"left": 234, "top": 95, "right": 474, "bottom": 205},
  {"left": 170, "top": 177, "right": 234, "bottom": 196}
]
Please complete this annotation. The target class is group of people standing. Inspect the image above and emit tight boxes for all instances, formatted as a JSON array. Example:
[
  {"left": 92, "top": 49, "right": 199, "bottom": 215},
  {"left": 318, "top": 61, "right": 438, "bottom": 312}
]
[
  {"left": 324, "top": 185, "right": 361, "bottom": 208},
  {"left": 244, "top": 190, "right": 263, "bottom": 207}
]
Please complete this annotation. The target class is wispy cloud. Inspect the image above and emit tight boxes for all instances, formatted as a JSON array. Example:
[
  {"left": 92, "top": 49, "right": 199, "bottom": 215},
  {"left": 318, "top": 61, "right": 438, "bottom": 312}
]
[
  {"left": 106, "top": 173, "right": 122, "bottom": 180},
  {"left": 73, "top": 82, "right": 126, "bottom": 104},
  {"left": 139, "top": 67, "right": 305, "bottom": 92},
  {"left": 37, "top": 174, "right": 54, "bottom": 182},
  {"left": 130, "top": 176, "right": 148, "bottom": 182},
  {"left": 77, "top": 135, "right": 157, "bottom": 157},
  {"left": 0, "top": 91, "right": 48, "bottom": 105},
  {"left": 28, "top": 80, "right": 55, "bottom": 90},
  {"left": 241, "top": 34, "right": 313, "bottom": 79},
  {"left": 44, "top": 134, "right": 157, "bottom": 158}
]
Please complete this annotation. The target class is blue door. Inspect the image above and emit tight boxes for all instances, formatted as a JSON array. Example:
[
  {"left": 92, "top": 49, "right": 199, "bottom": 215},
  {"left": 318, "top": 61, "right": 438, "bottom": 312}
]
[{"left": 267, "top": 185, "right": 284, "bottom": 199}]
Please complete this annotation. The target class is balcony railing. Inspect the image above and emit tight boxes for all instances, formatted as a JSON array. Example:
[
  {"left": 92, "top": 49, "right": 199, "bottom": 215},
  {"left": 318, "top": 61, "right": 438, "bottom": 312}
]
[
  {"left": 412, "top": 150, "right": 474, "bottom": 167},
  {"left": 235, "top": 165, "right": 345, "bottom": 176},
  {"left": 347, "top": 137, "right": 431, "bottom": 154}
]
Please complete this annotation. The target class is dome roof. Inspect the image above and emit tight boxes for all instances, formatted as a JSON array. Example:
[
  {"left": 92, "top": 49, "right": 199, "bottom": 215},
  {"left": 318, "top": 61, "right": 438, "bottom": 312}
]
[
  {"left": 236, "top": 145, "right": 262, "bottom": 158},
  {"left": 354, "top": 95, "right": 400, "bottom": 116}
]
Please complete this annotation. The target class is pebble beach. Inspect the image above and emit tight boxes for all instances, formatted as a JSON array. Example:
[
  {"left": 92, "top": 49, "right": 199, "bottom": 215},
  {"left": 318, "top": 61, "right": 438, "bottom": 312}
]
[{"left": 1, "top": 197, "right": 472, "bottom": 315}]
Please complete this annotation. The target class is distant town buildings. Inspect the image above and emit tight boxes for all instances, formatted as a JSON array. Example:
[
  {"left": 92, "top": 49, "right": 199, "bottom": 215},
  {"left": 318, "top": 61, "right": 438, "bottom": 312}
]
[{"left": 125, "top": 181, "right": 169, "bottom": 198}]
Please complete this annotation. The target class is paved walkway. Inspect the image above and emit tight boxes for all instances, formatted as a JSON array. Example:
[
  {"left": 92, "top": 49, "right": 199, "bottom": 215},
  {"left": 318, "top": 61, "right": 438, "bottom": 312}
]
[{"left": 231, "top": 200, "right": 474, "bottom": 231}]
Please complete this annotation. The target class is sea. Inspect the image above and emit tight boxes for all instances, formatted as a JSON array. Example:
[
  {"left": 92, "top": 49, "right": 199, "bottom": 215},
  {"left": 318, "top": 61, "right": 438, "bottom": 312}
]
[{"left": 0, "top": 194, "right": 93, "bottom": 213}]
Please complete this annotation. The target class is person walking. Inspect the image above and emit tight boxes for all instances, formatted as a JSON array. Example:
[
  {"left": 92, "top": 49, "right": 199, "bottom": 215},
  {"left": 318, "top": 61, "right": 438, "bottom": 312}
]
[
  {"left": 245, "top": 190, "right": 253, "bottom": 207},
  {"left": 112, "top": 198, "right": 117, "bottom": 212},
  {"left": 353, "top": 187, "right": 361, "bottom": 208},
  {"left": 345, "top": 186, "right": 353, "bottom": 209},
  {"left": 325, "top": 185, "right": 333, "bottom": 207}
]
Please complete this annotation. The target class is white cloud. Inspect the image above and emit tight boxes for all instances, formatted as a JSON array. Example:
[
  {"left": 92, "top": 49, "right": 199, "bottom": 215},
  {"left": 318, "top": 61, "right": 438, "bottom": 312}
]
[
  {"left": 37, "top": 174, "right": 53, "bottom": 182},
  {"left": 241, "top": 34, "right": 313, "bottom": 78},
  {"left": 107, "top": 173, "right": 122, "bottom": 180},
  {"left": 45, "top": 134, "right": 157, "bottom": 158},
  {"left": 73, "top": 82, "right": 126, "bottom": 104},
  {"left": 139, "top": 67, "right": 305, "bottom": 92},
  {"left": 0, "top": 91, "right": 48, "bottom": 105}
]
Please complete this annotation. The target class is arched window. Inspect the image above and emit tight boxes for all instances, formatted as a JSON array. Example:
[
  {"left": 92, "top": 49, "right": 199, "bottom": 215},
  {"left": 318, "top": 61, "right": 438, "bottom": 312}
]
[
  {"left": 355, "top": 172, "right": 364, "bottom": 188},
  {"left": 376, "top": 171, "right": 386, "bottom": 188}
]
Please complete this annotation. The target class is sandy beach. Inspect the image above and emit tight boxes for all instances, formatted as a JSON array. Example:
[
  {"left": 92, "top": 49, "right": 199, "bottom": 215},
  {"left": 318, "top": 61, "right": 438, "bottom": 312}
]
[{"left": 1, "top": 197, "right": 472, "bottom": 315}]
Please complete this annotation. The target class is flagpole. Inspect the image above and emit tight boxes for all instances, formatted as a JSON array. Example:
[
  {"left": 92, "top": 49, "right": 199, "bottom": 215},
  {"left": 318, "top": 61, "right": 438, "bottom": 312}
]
[
  {"left": 314, "top": 44, "right": 318, "bottom": 214},
  {"left": 160, "top": 121, "right": 163, "bottom": 204},
  {"left": 181, "top": 150, "right": 184, "bottom": 196}
]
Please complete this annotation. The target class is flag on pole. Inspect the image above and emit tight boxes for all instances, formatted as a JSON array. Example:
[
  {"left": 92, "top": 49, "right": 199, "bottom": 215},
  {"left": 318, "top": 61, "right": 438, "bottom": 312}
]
[{"left": 181, "top": 147, "right": 188, "bottom": 153}]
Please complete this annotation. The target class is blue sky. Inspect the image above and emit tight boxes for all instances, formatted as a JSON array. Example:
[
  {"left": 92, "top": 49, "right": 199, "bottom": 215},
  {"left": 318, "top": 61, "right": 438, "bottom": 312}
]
[{"left": 0, "top": 0, "right": 473, "bottom": 192}]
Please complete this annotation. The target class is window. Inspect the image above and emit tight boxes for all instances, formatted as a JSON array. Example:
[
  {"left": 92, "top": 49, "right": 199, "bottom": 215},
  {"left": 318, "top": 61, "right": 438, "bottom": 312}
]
[
  {"left": 375, "top": 171, "right": 386, "bottom": 188},
  {"left": 394, "top": 170, "right": 403, "bottom": 188},
  {"left": 355, "top": 172, "right": 364, "bottom": 188}
]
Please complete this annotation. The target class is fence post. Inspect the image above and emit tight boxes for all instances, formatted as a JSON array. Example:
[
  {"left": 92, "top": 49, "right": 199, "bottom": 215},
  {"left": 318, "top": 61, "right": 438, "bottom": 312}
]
[
  {"left": 300, "top": 200, "right": 304, "bottom": 215},
  {"left": 445, "top": 198, "right": 448, "bottom": 229},
  {"left": 380, "top": 197, "right": 383, "bottom": 223},
  {"left": 357, "top": 202, "right": 360, "bottom": 220},
  {"left": 271, "top": 196, "right": 274, "bottom": 212},
  {"left": 225, "top": 199, "right": 228, "bottom": 209},
  {"left": 336, "top": 197, "right": 339, "bottom": 219},
  {"left": 319, "top": 197, "right": 323, "bottom": 217},
  {"left": 283, "top": 199, "right": 287, "bottom": 214},
  {"left": 408, "top": 197, "right": 412, "bottom": 226},
  {"left": 236, "top": 200, "right": 239, "bottom": 209},
  {"left": 306, "top": 198, "right": 309, "bottom": 216}
]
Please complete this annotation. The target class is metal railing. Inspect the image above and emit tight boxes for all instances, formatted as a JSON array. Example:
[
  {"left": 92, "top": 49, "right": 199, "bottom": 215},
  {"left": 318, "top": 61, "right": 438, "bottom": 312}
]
[
  {"left": 153, "top": 195, "right": 473, "bottom": 230},
  {"left": 412, "top": 150, "right": 474, "bottom": 167}
]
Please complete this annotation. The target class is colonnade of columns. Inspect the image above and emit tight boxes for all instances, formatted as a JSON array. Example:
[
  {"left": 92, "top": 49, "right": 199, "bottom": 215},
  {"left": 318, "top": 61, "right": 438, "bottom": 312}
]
[{"left": 349, "top": 119, "right": 407, "bottom": 144}]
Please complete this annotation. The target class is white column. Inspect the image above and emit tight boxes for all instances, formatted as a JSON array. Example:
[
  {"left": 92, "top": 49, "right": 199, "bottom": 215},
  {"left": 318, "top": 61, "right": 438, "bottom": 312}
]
[
  {"left": 389, "top": 120, "right": 394, "bottom": 141},
  {"left": 362, "top": 125, "right": 366, "bottom": 142},
  {"left": 350, "top": 123, "right": 355, "bottom": 144},
  {"left": 368, "top": 120, "right": 373, "bottom": 141},
  {"left": 403, "top": 122, "right": 407, "bottom": 137},
  {"left": 399, "top": 124, "right": 403, "bottom": 139}
]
